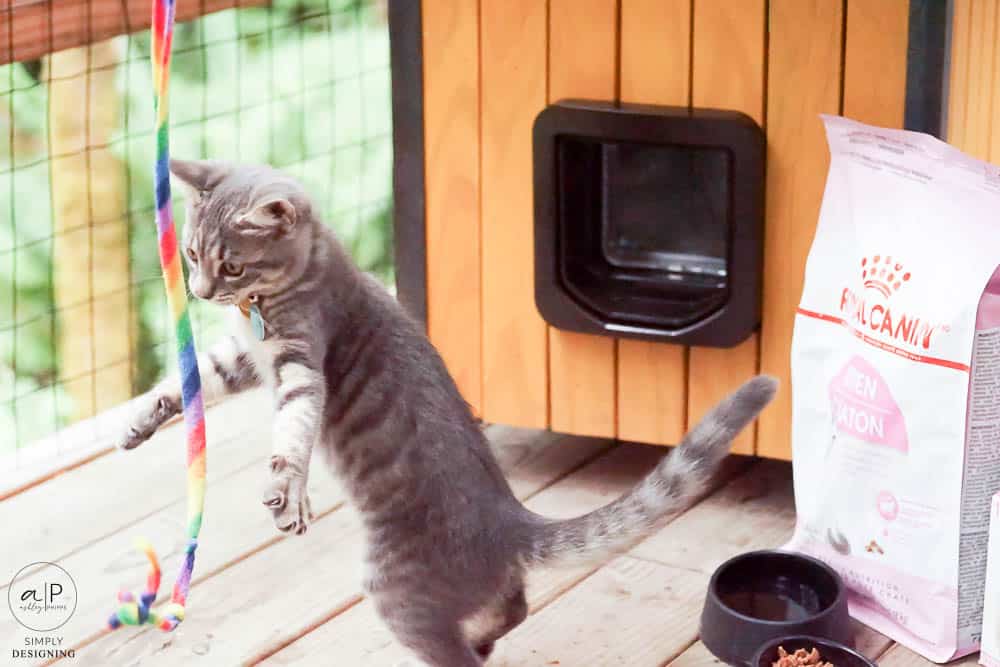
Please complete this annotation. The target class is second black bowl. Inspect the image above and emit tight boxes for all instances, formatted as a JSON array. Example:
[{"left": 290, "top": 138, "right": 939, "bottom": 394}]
[
  {"left": 700, "top": 550, "right": 852, "bottom": 666},
  {"left": 753, "top": 636, "right": 877, "bottom": 667}
]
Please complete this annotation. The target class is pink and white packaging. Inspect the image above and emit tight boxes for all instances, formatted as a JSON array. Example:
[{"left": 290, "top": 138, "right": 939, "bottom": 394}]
[
  {"left": 981, "top": 495, "right": 1000, "bottom": 667},
  {"left": 787, "top": 115, "right": 1000, "bottom": 663}
]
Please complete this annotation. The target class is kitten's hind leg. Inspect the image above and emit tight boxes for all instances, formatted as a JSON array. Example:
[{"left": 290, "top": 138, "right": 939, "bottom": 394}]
[
  {"left": 376, "top": 597, "right": 483, "bottom": 667},
  {"left": 464, "top": 586, "right": 528, "bottom": 660}
]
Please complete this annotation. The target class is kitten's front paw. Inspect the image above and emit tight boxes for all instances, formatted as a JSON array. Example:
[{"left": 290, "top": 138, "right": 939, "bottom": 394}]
[
  {"left": 262, "top": 455, "right": 313, "bottom": 535},
  {"left": 118, "top": 393, "right": 181, "bottom": 450}
]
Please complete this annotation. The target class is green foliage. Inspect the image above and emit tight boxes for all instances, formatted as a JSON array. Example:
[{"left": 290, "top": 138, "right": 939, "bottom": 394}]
[{"left": 0, "top": 0, "right": 393, "bottom": 453}]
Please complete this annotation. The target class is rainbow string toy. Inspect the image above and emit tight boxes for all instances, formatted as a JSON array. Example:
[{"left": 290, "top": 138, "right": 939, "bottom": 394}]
[{"left": 107, "top": 0, "right": 207, "bottom": 632}]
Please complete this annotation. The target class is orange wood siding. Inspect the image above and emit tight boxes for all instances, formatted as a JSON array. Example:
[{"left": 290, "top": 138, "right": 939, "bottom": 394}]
[
  {"left": 948, "top": 0, "right": 973, "bottom": 152},
  {"left": 479, "top": 0, "right": 550, "bottom": 428},
  {"left": 421, "top": 0, "right": 982, "bottom": 460},
  {"left": 843, "top": 0, "right": 909, "bottom": 129},
  {"left": 615, "top": 0, "right": 690, "bottom": 447},
  {"left": 960, "top": 0, "right": 998, "bottom": 161},
  {"left": 422, "top": 0, "right": 483, "bottom": 414},
  {"left": 757, "top": 0, "right": 844, "bottom": 459},
  {"left": 686, "top": 0, "right": 766, "bottom": 456},
  {"left": 546, "top": 0, "right": 620, "bottom": 438},
  {"left": 947, "top": 0, "right": 1000, "bottom": 162}
]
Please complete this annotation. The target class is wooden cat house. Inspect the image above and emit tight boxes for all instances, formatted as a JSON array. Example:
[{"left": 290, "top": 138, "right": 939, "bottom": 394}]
[{"left": 386, "top": 1, "right": 996, "bottom": 461}]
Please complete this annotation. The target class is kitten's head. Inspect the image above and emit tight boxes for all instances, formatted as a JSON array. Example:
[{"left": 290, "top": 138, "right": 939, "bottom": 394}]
[{"left": 170, "top": 159, "right": 314, "bottom": 304}]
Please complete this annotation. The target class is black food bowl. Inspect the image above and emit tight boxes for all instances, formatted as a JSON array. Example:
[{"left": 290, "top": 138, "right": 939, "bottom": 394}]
[
  {"left": 700, "top": 550, "right": 851, "bottom": 666},
  {"left": 753, "top": 635, "right": 877, "bottom": 667}
]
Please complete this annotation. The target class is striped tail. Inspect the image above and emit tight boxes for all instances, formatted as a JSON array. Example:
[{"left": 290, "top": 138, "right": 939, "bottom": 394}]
[{"left": 521, "top": 375, "right": 778, "bottom": 568}]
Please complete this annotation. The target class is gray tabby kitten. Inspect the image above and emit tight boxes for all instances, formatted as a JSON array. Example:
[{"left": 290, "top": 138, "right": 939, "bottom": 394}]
[{"left": 121, "top": 159, "right": 778, "bottom": 666}]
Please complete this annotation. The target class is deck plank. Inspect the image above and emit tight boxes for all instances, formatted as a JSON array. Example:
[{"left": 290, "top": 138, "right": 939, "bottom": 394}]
[
  {"left": 501, "top": 461, "right": 894, "bottom": 666},
  {"left": 649, "top": 461, "right": 893, "bottom": 665},
  {"left": 479, "top": 460, "right": 795, "bottom": 666},
  {"left": 667, "top": 641, "right": 722, "bottom": 667},
  {"left": 517, "top": 444, "right": 733, "bottom": 612},
  {"left": 257, "top": 444, "right": 670, "bottom": 665},
  {"left": 491, "top": 555, "right": 704, "bottom": 666},
  {"left": 0, "top": 448, "right": 343, "bottom": 655},
  {"left": 14, "top": 409, "right": 913, "bottom": 666},
  {"left": 83, "top": 507, "right": 369, "bottom": 667},
  {"left": 486, "top": 427, "right": 614, "bottom": 500},
  {"left": 630, "top": 458, "right": 794, "bottom": 568},
  {"left": 853, "top": 625, "right": 896, "bottom": 662},
  {"left": 258, "top": 448, "right": 751, "bottom": 665},
  {"left": 71, "top": 428, "right": 613, "bottom": 664},
  {"left": 2, "top": 390, "right": 272, "bottom": 585},
  {"left": 879, "top": 643, "right": 980, "bottom": 667}
]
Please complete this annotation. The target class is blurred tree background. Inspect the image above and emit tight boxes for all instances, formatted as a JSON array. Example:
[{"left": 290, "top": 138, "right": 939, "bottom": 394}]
[{"left": 0, "top": 0, "right": 393, "bottom": 454}]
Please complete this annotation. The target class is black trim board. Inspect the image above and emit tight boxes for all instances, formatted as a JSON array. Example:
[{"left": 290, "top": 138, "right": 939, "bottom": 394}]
[
  {"left": 388, "top": 1, "right": 427, "bottom": 326},
  {"left": 904, "top": 0, "right": 950, "bottom": 138}
]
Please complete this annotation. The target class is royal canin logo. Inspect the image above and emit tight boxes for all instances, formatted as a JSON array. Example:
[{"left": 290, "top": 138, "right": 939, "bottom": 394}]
[{"left": 838, "top": 255, "right": 945, "bottom": 350}]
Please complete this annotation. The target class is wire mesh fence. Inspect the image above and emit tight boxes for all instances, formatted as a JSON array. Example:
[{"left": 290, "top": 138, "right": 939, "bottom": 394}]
[{"left": 1, "top": 0, "right": 394, "bottom": 462}]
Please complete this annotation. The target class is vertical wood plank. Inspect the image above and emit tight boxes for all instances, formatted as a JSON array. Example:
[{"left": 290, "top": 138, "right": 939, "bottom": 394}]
[
  {"left": 615, "top": 0, "right": 690, "bottom": 446},
  {"left": 843, "top": 0, "right": 909, "bottom": 128},
  {"left": 979, "top": 1, "right": 999, "bottom": 157},
  {"left": 422, "top": 0, "right": 482, "bottom": 413},
  {"left": 992, "top": 2, "right": 1000, "bottom": 163},
  {"left": 959, "top": 0, "right": 998, "bottom": 160},
  {"left": 547, "top": 0, "right": 619, "bottom": 437},
  {"left": 757, "top": 0, "right": 844, "bottom": 460},
  {"left": 48, "top": 41, "right": 132, "bottom": 421},
  {"left": 687, "top": 0, "right": 766, "bottom": 456},
  {"left": 948, "top": 0, "right": 972, "bottom": 150},
  {"left": 480, "top": 0, "right": 550, "bottom": 428}
]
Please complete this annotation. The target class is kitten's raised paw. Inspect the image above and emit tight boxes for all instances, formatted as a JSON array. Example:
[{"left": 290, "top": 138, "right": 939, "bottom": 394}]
[
  {"left": 262, "top": 455, "right": 312, "bottom": 535},
  {"left": 120, "top": 426, "right": 154, "bottom": 451},
  {"left": 118, "top": 393, "right": 180, "bottom": 450}
]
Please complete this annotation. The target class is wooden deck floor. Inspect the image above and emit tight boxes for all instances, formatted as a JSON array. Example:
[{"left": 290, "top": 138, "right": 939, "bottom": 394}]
[{"left": 1, "top": 390, "right": 978, "bottom": 666}]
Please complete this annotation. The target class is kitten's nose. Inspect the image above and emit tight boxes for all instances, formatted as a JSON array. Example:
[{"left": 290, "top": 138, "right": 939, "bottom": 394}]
[{"left": 190, "top": 275, "right": 214, "bottom": 299}]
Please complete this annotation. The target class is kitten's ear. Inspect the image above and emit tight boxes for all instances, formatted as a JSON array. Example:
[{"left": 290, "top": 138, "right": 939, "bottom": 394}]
[
  {"left": 235, "top": 197, "right": 297, "bottom": 238},
  {"left": 169, "top": 159, "right": 229, "bottom": 201}
]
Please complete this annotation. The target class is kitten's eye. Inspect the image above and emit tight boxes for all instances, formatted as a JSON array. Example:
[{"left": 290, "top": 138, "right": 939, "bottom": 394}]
[
  {"left": 186, "top": 248, "right": 198, "bottom": 263},
  {"left": 221, "top": 261, "right": 244, "bottom": 277}
]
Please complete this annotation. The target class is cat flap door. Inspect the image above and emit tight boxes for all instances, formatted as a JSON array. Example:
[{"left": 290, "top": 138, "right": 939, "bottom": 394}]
[{"left": 533, "top": 100, "right": 765, "bottom": 347}]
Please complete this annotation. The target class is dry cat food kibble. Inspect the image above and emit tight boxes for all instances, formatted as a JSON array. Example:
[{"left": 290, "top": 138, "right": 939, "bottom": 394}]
[{"left": 772, "top": 646, "right": 835, "bottom": 667}]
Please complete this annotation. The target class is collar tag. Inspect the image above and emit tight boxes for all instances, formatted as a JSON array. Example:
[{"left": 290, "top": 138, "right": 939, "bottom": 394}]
[
  {"left": 249, "top": 304, "right": 266, "bottom": 341},
  {"left": 238, "top": 300, "right": 266, "bottom": 340}
]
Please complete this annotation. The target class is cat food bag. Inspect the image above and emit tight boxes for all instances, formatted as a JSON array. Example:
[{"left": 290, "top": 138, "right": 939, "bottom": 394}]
[
  {"left": 980, "top": 494, "right": 1000, "bottom": 667},
  {"left": 787, "top": 115, "right": 1000, "bottom": 662}
]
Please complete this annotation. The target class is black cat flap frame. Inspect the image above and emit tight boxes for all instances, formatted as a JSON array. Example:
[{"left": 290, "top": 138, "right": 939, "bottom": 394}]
[{"left": 533, "top": 100, "right": 765, "bottom": 348}]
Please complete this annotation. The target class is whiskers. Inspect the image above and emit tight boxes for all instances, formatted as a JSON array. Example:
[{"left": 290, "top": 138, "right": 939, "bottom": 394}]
[
  {"left": 182, "top": 282, "right": 235, "bottom": 306},
  {"left": 181, "top": 283, "right": 202, "bottom": 304}
]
